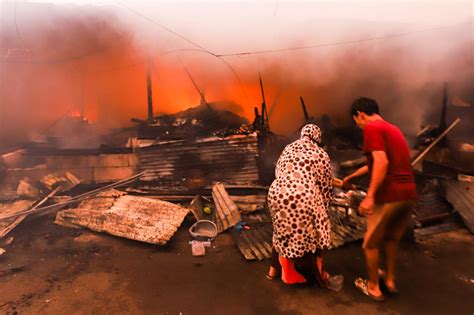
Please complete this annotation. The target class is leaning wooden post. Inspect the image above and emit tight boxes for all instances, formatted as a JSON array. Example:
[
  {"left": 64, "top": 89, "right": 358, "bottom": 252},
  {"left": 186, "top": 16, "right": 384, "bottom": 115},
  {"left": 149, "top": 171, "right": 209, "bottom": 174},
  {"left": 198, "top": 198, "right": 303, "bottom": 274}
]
[{"left": 411, "top": 118, "right": 461, "bottom": 166}]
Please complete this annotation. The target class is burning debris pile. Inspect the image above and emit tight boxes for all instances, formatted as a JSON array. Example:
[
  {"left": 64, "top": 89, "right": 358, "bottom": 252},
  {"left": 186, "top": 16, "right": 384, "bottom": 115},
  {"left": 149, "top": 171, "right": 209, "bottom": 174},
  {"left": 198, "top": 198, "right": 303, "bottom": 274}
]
[{"left": 136, "top": 102, "right": 252, "bottom": 140}]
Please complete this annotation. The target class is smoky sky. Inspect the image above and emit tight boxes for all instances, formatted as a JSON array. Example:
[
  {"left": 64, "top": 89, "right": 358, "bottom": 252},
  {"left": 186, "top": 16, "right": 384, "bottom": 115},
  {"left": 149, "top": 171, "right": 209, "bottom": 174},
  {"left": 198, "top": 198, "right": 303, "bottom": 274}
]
[{"left": 0, "top": 0, "right": 472, "bottom": 149}]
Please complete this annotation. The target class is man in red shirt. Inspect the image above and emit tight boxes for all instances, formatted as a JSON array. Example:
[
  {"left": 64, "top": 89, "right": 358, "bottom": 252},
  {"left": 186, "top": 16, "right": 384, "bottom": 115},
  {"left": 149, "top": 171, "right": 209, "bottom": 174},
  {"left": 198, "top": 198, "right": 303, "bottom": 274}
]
[{"left": 343, "top": 97, "right": 417, "bottom": 301}]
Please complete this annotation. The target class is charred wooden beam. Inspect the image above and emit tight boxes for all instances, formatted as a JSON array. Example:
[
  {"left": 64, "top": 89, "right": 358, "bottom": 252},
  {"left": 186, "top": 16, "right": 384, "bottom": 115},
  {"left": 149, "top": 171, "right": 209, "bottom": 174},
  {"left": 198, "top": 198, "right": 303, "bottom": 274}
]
[
  {"left": 146, "top": 59, "right": 154, "bottom": 122},
  {"left": 300, "top": 96, "right": 309, "bottom": 121},
  {"left": 259, "top": 75, "right": 269, "bottom": 129},
  {"left": 439, "top": 82, "right": 448, "bottom": 132},
  {"left": 411, "top": 118, "right": 461, "bottom": 166}
]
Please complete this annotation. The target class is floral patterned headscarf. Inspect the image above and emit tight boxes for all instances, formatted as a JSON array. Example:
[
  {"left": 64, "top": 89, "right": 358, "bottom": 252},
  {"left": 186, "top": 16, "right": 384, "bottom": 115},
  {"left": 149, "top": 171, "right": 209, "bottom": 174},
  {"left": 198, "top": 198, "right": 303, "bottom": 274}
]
[{"left": 300, "top": 124, "right": 322, "bottom": 144}]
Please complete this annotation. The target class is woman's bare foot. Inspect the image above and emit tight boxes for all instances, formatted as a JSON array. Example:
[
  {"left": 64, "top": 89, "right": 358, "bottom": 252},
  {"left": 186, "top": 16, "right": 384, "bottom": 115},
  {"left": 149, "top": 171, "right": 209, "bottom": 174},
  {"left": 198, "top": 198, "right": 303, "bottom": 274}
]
[{"left": 266, "top": 266, "right": 280, "bottom": 280}]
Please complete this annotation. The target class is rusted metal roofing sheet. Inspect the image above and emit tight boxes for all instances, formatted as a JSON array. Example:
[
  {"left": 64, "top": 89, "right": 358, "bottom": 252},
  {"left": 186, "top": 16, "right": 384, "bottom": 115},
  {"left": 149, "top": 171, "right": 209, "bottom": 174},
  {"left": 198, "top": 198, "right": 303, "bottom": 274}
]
[
  {"left": 137, "top": 133, "right": 260, "bottom": 186},
  {"left": 231, "top": 221, "right": 273, "bottom": 261},
  {"left": 441, "top": 179, "right": 474, "bottom": 233},
  {"left": 56, "top": 191, "right": 189, "bottom": 245}
]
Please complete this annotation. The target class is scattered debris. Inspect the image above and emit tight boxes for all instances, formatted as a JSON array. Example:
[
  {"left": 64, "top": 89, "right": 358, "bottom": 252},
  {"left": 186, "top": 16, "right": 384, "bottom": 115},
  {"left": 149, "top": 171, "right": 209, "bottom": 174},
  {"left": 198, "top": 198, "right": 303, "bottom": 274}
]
[
  {"left": 73, "top": 233, "right": 102, "bottom": 244},
  {"left": 0, "top": 200, "right": 35, "bottom": 239},
  {"left": 40, "top": 172, "right": 80, "bottom": 191},
  {"left": 16, "top": 178, "right": 40, "bottom": 199},
  {"left": 0, "top": 172, "right": 146, "bottom": 221},
  {"left": 0, "top": 236, "right": 14, "bottom": 247},
  {"left": 414, "top": 216, "right": 465, "bottom": 238},
  {"left": 441, "top": 179, "right": 474, "bottom": 234},
  {"left": 0, "top": 185, "right": 63, "bottom": 239},
  {"left": 56, "top": 194, "right": 189, "bottom": 245},
  {"left": 231, "top": 211, "right": 273, "bottom": 260},
  {"left": 189, "top": 195, "right": 214, "bottom": 222},
  {"left": 340, "top": 157, "right": 366, "bottom": 169},
  {"left": 458, "top": 174, "right": 474, "bottom": 182},
  {"left": 411, "top": 118, "right": 461, "bottom": 166},
  {"left": 188, "top": 220, "right": 217, "bottom": 240},
  {"left": 0, "top": 266, "right": 27, "bottom": 277},
  {"left": 328, "top": 190, "right": 367, "bottom": 249},
  {"left": 190, "top": 240, "right": 208, "bottom": 256}
]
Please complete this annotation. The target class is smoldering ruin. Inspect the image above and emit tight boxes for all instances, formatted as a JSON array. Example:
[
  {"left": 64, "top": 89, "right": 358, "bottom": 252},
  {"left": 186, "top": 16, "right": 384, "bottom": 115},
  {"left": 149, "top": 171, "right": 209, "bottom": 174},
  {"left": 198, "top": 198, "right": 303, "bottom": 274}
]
[{"left": 0, "top": 1, "right": 473, "bottom": 314}]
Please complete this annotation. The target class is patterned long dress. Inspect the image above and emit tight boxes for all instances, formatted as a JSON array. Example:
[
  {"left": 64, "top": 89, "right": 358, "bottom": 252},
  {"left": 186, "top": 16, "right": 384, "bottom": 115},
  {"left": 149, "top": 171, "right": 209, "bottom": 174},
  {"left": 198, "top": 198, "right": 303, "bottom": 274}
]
[{"left": 268, "top": 124, "right": 332, "bottom": 259}]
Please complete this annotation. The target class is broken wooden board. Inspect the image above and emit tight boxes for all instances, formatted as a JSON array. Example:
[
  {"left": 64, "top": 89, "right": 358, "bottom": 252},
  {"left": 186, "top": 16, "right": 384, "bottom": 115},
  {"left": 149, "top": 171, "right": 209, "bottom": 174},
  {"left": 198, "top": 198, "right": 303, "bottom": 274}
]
[
  {"left": 441, "top": 179, "right": 474, "bottom": 234},
  {"left": 16, "top": 178, "right": 41, "bottom": 199},
  {"left": 230, "top": 195, "right": 266, "bottom": 214},
  {"left": 212, "top": 183, "right": 242, "bottom": 233},
  {"left": 40, "top": 172, "right": 80, "bottom": 191},
  {"left": 0, "top": 200, "right": 34, "bottom": 239},
  {"left": 55, "top": 194, "right": 189, "bottom": 245}
]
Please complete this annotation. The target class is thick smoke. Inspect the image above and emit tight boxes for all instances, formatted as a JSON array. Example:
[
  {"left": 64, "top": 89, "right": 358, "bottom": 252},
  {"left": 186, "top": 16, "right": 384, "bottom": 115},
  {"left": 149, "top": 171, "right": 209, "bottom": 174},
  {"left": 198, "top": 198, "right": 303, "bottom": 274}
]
[{"left": 0, "top": 1, "right": 472, "bottom": 149}]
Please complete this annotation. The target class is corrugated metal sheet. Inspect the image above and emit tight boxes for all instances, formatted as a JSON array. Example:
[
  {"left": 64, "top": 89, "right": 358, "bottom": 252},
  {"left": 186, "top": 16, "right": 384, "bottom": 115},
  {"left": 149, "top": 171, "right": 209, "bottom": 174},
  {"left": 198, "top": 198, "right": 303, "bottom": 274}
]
[
  {"left": 231, "top": 220, "right": 273, "bottom": 261},
  {"left": 137, "top": 133, "right": 260, "bottom": 185},
  {"left": 56, "top": 192, "right": 189, "bottom": 245},
  {"left": 414, "top": 192, "right": 453, "bottom": 221},
  {"left": 441, "top": 179, "right": 474, "bottom": 233}
]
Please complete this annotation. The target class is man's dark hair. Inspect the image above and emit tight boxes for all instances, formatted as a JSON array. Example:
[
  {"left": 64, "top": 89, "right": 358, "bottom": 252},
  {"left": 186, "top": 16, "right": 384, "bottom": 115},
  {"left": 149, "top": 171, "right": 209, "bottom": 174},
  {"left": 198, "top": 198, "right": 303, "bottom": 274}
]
[{"left": 350, "top": 97, "right": 380, "bottom": 116}]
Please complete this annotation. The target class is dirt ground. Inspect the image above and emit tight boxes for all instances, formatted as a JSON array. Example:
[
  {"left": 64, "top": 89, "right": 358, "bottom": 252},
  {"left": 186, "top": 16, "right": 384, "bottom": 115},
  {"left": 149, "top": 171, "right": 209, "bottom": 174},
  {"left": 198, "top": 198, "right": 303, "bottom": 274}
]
[{"left": 1, "top": 213, "right": 473, "bottom": 315}]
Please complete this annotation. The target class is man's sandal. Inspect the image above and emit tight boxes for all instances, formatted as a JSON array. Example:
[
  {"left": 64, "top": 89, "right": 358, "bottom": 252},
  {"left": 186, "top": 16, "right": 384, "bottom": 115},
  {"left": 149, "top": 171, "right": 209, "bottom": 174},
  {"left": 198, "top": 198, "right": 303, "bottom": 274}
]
[{"left": 354, "top": 277, "right": 385, "bottom": 301}]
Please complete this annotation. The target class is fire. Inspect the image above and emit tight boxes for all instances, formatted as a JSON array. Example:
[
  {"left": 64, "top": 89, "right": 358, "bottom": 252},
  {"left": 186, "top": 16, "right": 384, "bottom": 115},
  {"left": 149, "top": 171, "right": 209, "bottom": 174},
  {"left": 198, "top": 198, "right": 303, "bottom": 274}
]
[{"left": 69, "top": 110, "right": 93, "bottom": 124}]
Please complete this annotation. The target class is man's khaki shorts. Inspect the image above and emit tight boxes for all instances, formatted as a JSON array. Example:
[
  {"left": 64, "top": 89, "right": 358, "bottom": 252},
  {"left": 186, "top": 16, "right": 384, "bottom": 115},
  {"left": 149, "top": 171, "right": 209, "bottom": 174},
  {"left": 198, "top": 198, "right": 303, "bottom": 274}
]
[{"left": 363, "top": 200, "right": 415, "bottom": 249}]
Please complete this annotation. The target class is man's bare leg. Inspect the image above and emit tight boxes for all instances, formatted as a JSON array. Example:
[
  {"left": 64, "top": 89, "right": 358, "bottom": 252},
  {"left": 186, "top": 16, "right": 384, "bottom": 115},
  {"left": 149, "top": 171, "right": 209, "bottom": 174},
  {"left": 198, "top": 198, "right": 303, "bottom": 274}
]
[
  {"left": 384, "top": 239, "right": 400, "bottom": 291},
  {"left": 365, "top": 248, "right": 383, "bottom": 296}
]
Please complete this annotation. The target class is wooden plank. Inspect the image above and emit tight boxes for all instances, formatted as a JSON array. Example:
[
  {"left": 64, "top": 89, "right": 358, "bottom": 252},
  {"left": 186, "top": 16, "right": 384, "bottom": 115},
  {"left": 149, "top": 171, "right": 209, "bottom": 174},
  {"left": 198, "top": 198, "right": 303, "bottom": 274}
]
[
  {"left": 0, "top": 186, "right": 62, "bottom": 239},
  {"left": 216, "top": 183, "right": 242, "bottom": 225},
  {"left": 212, "top": 183, "right": 242, "bottom": 233},
  {"left": 0, "top": 215, "right": 27, "bottom": 239}
]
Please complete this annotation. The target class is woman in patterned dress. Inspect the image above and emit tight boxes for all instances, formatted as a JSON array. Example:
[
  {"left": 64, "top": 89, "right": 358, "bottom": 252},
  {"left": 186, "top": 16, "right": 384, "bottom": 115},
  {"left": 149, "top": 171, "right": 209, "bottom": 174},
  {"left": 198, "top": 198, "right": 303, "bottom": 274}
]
[{"left": 266, "top": 124, "right": 334, "bottom": 286}]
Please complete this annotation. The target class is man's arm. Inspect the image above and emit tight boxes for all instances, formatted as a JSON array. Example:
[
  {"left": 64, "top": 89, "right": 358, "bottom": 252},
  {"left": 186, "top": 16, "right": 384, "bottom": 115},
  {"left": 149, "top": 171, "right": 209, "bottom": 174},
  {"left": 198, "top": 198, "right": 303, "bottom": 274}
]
[
  {"left": 342, "top": 165, "right": 368, "bottom": 187},
  {"left": 366, "top": 151, "right": 388, "bottom": 199},
  {"left": 358, "top": 150, "right": 388, "bottom": 215}
]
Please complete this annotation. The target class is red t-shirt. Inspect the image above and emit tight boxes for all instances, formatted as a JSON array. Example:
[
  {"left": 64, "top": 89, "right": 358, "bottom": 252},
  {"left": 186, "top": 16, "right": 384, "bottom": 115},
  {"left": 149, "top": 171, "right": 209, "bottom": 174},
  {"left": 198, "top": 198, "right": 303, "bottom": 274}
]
[{"left": 363, "top": 120, "right": 417, "bottom": 203}]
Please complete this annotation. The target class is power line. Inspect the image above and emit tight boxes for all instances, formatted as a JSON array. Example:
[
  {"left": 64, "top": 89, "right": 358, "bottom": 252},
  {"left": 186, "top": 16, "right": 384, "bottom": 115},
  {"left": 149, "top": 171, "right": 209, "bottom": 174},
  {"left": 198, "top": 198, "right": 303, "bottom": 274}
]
[
  {"left": 273, "top": 0, "right": 279, "bottom": 16},
  {"left": 114, "top": 1, "right": 215, "bottom": 56},
  {"left": 214, "top": 20, "right": 473, "bottom": 57},
  {"left": 14, "top": 0, "right": 29, "bottom": 52},
  {"left": 0, "top": 47, "right": 111, "bottom": 64}
]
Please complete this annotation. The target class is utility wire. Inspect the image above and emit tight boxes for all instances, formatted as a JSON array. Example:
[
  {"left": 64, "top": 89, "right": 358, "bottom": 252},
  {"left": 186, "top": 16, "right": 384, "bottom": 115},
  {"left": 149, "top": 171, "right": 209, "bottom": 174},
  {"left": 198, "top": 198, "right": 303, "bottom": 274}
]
[
  {"left": 114, "top": 1, "right": 215, "bottom": 56},
  {"left": 14, "top": 0, "right": 29, "bottom": 52},
  {"left": 214, "top": 20, "right": 473, "bottom": 57}
]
